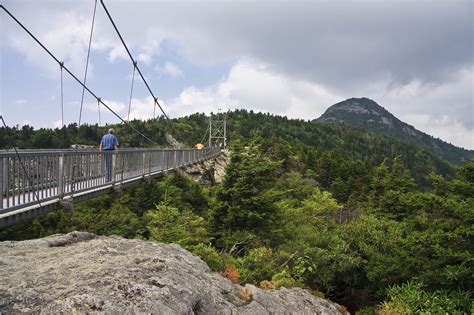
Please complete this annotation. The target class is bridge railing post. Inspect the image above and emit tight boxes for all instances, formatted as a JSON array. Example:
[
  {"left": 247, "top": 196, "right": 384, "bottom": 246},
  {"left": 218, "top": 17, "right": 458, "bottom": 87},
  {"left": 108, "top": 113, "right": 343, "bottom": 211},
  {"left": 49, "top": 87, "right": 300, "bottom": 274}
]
[
  {"left": 148, "top": 152, "right": 152, "bottom": 176},
  {"left": 112, "top": 152, "right": 116, "bottom": 184},
  {"left": 0, "top": 157, "right": 4, "bottom": 209},
  {"left": 58, "top": 154, "right": 64, "bottom": 197},
  {"left": 142, "top": 152, "right": 146, "bottom": 177},
  {"left": 161, "top": 150, "right": 165, "bottom": 172}
]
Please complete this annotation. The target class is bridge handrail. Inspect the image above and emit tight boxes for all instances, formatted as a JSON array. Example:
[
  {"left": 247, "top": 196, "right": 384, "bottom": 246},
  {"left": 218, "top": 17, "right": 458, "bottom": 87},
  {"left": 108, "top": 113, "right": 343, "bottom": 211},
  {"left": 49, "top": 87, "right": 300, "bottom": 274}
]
[
  {"left": 0, "top": 147, "right": 221, "bottom": 214},
  {"left": 0, "top": 147, "right": 205, "bottom": 156}
]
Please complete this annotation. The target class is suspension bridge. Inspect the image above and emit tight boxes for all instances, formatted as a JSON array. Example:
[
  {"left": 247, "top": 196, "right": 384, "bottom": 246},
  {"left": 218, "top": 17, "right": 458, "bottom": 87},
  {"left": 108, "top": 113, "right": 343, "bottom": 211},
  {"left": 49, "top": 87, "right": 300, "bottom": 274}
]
[
  {"left": 0, "top": 2, "right": 227, "bottom": 227},
  {"left": 0, "top": 148, "right": 221, "bottom": 227}
]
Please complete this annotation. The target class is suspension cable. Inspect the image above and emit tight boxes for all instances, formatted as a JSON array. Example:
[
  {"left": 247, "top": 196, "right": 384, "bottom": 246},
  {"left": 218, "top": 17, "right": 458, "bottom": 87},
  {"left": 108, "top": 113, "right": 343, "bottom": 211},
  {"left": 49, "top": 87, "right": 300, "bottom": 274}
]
[
  {"left": 97, "top": 98, "right": 102, "bottom": 126},
  {"left": 0, "top": 115, "right": 42, "bottom": 208},
  {"left": 127, "top": 61, "right": 137, "bottom": 122},
  {"left": 100, "top": 0, "right": 171, "bottom": 124},
  {"left": 60, "top": 61, "right": 65, "bottom": 147},
  {"left": 78, "top": 0, "right": 98, "bottom": 127},
  {"left": 200, "top": 127, "right": 209, "bottom": 145},
  {"left": 60, "top": 62, "right": 64, "bottom": 129},
  {"left": 0, "top": 5, "right": 158, "bottom": 145}
]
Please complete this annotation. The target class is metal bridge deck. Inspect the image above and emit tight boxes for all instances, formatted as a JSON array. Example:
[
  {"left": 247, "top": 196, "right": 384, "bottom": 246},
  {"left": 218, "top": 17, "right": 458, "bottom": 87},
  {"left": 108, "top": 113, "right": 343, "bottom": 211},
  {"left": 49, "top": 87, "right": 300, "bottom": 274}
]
[{"left": 0, "top": 147, "right": 221, "bottom": 227}]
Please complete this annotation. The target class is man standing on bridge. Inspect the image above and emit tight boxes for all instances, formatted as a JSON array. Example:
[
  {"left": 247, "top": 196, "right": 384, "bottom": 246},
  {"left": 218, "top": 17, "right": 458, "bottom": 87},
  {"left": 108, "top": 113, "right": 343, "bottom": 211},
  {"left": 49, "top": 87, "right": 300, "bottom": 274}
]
[{"left": 99, "top": 128, "right": 119, "bottom": 182}]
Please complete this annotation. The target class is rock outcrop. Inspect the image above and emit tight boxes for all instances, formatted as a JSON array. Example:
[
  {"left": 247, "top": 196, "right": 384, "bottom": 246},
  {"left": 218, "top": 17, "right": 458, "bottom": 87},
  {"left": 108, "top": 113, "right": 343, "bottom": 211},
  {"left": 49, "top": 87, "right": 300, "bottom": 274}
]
[
  {"left": 180, "top": 152, "right": 229, "bottom": 186},
  {"left": 166, "top": 134, "right": 183, "bottom": 149},
  {"left": 0, "top": 232, "right": 344, "bottom": 314}
]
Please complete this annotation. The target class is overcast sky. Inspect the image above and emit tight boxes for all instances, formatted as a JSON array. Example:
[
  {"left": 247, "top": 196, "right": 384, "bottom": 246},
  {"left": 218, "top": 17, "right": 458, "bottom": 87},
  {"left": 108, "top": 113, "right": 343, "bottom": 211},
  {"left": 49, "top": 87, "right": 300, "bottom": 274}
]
[{"left": 1, "top": 0, "right": 473, "bottom": 149}]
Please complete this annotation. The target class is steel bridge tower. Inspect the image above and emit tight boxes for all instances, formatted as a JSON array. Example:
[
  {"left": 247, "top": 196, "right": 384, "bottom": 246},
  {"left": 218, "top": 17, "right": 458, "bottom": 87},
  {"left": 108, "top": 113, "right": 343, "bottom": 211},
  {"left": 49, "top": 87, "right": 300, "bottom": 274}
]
[{"left": 208, "top": 111, "right": 227, "bottom": 149}]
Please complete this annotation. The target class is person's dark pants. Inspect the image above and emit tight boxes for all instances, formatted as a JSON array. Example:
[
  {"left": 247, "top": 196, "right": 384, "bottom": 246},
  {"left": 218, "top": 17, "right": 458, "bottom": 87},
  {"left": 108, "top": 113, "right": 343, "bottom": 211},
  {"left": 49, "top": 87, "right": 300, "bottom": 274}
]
[{"left": 103, "top": 150, "right": 114, "bottom": 182}]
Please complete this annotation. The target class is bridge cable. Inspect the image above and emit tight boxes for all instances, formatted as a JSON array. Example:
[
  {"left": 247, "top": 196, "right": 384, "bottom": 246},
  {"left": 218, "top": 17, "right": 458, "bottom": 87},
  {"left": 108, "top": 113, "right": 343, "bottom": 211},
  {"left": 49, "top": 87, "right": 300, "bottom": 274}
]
[
  {"left": 0, "top": 115, "right": 43, "bottom": 209},
  {"left": 200, "top": 127, "right": 209, "bottom": 145},
  {"left": 78, "top": 0, "right": 98, "bottom": 127},
  {"left": 0, "top": 5, "right": 159, "bottom": 145},
  {"left": 60, "top": 62, "right": 65, "bottom": 147},
  {"left": 127, "top": 62, "right": 137, "bottom": 122},
  {"left": 97, "top": 98, "right": 102, "bottom": 125},
  {"left": 99, "top": 0, "right": 172, "bottom": 125}
]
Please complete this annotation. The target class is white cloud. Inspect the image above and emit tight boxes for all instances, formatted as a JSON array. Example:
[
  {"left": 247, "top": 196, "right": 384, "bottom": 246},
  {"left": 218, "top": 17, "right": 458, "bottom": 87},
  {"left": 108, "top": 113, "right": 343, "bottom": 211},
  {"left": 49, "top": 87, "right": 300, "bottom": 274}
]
[
  {"left": 84, "top": 99, "right": 126, "bottom": 114},
  {"left": 107, "top": 45, "right": 128, "bottom": 63},
  {"left": 53, "top": 119, "right": 63, "bottom": 129},
  {"left": 128, "top": 96, "right": 159, "bottom": 120},
  {"left": 403, "top": 114, "right": 474, "bottom": 150},
  {"left": 155, "top": 62, "right": 184, "bottom": 78},
  {"left": 4, "top": 8, "right": 95, "bottom": 78},
  {"left": 15, "top": 99, "right": 27, "bottom": 105},
  {"left": 137, "top": 53, "right": 152, "bottom": 65},
  {"left": 167, "top": 60, "right": 342, "bottom": 119},
  {"left": 380, "top": 68, "right": 474, "bottom": 149}
]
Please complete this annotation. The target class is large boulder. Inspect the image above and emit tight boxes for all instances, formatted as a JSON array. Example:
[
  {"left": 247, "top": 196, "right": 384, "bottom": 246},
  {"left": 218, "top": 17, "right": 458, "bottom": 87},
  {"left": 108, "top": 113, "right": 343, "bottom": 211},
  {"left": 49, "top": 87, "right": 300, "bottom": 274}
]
[{"left": 0, "top": 232, "right": 345, "bottom": 314}]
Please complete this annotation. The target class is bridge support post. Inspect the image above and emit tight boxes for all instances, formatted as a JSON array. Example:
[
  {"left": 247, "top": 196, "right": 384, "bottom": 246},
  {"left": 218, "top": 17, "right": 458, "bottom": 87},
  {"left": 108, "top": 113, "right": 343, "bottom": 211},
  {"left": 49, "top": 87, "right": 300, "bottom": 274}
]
[
  {"left": 1, "top": 157, "right": 8, "bottom": 195},
  {"left": 113, "top": 182, "right": 122, "bottom": 193}
]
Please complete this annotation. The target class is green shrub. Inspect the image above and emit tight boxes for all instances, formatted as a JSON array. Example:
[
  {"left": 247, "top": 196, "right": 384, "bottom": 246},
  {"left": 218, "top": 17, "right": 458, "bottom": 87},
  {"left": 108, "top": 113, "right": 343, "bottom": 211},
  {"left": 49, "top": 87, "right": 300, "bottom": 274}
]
[
  {"left": 272, "top": 267, "right": 299, "bottom": 288},
  {"left": 145, "top": 204, "right": 210, "bottom": 246},
  {"left": 355, "top": 307, "right": 376, "bottom": 315},
  {"left": 238, "top": 247, "right": 277, "bottom": 284},
  {"left": 380, "top": 281, "right": 472, "bottom": 314},
  {"left": 188, "top": 243, "right": 236, "bottom": 271}
]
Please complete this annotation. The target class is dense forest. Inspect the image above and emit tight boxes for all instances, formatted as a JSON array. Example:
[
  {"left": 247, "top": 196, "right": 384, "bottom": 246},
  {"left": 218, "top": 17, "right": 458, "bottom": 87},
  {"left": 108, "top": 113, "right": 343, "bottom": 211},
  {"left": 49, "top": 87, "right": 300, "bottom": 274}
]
[{"left": 1, "top": 110, "right": 472, "bottom": 313}]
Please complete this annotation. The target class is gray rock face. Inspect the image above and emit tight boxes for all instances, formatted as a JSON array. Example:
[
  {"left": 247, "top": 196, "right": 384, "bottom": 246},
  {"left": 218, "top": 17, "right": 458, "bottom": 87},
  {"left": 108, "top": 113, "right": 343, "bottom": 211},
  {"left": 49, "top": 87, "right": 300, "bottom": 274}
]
[
  {"left": 166, "top": 134, "right": 183, "bottom": 149},
  {"left": 181, "top": 153, "right": 229, "bottom": 186},
  {"left": 0, "top": 232, "right": 344, "bottom": 314}
]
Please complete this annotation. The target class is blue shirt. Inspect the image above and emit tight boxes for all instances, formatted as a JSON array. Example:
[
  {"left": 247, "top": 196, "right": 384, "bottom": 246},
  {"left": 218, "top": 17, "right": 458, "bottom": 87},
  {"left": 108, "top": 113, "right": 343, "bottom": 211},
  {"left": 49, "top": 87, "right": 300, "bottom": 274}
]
[{"left": 100, "top": 134, "right": 119, "bottom": 150}]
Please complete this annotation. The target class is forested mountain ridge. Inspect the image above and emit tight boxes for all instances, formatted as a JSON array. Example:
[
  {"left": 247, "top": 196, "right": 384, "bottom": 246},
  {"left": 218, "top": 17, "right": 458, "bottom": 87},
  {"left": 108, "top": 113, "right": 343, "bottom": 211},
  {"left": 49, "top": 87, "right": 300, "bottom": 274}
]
[
  {"left": 174, "top": 110, "right": 454, "bottom": 187},
  {"left": 0, "top": 109, "right": 457, "bottom": 186},
  {"left": 313, "top": 97, "right": 474, "bottom": 164}
]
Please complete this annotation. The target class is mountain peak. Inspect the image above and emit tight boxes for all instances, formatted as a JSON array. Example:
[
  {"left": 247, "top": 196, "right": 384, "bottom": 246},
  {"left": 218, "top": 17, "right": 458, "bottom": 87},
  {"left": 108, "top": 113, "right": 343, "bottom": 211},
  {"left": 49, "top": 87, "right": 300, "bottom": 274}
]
[
  {"left": 318, "top": 97, "right": 396, "bottom": 126},
  {"left": 314, "top": 97, "right": 473, "bottom": 164}
]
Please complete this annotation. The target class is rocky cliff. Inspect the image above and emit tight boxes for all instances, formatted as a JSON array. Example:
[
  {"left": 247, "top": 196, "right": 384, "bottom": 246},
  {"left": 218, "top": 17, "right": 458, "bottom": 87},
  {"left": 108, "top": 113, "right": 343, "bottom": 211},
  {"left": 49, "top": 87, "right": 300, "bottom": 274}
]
[
  {"left": 180, "top": 152, "right": 229, "bottom": 186},
  {"left": 0, "top": 232, "right": 345, "bottom": 314}
]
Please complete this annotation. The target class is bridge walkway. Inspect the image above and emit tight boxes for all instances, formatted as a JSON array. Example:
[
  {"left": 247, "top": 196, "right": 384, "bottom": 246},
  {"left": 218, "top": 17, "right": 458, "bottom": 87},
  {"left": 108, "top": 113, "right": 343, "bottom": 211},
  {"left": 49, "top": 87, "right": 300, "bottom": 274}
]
[{"left": 0, "top": 147, "right": 221, "bottom": 227}]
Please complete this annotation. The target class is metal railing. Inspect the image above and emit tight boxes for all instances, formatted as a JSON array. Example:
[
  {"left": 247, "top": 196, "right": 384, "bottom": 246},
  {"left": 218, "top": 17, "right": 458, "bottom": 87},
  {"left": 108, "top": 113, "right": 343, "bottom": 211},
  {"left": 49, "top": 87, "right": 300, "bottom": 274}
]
[{"left": 0, "top": 147, "right": 221, "bottom": 214}]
